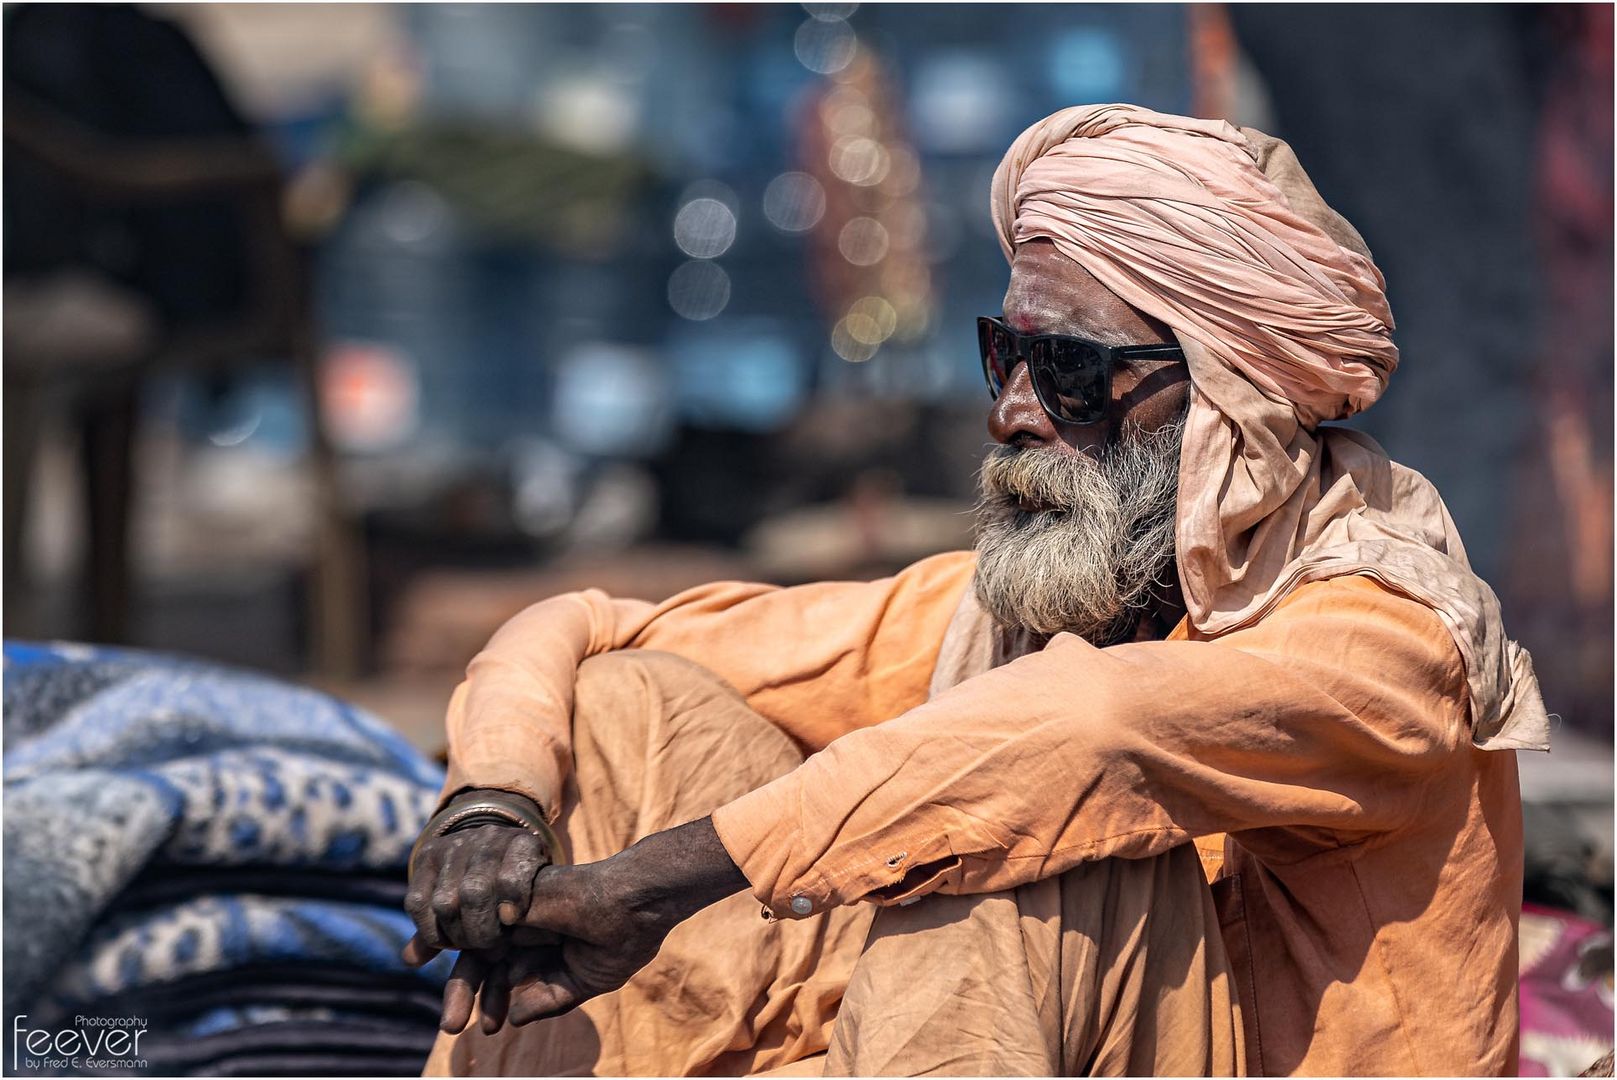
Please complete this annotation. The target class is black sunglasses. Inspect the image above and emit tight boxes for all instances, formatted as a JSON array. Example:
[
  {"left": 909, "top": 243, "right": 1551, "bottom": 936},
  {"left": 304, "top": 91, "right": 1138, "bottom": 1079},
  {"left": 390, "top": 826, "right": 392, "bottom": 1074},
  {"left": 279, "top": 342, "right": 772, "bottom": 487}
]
[{"left": 977, "top": 315, "right": 1185, "bottom": 425}]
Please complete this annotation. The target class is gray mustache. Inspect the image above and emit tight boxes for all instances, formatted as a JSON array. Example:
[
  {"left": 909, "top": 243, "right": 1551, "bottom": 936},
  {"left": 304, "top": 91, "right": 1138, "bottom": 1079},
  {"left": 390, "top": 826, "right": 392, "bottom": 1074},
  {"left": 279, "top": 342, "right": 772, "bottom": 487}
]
[{"left": 977, "top": 445, "right": 1101, "bottom": 512}]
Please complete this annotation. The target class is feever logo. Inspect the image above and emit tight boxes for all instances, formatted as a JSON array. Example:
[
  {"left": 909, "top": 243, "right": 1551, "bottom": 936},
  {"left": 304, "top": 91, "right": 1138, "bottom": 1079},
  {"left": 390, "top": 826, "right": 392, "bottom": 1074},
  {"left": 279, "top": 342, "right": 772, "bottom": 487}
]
[{"left": 11, "top": 1015, "right": 149, "bottom": 1071}]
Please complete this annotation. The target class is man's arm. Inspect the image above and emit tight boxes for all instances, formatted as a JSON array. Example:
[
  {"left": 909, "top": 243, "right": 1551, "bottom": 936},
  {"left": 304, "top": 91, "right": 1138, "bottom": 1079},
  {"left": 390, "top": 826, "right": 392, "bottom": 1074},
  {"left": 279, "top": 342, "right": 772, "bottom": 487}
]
[
  {"left": 441, "top": 549, "right": 978, "bottom": 819},
  {"left": 711, "top": 575, "right": 1471, "bottom": 916},
  {"left": 407, "top": 551, "right": 975, "bottom": 965}
]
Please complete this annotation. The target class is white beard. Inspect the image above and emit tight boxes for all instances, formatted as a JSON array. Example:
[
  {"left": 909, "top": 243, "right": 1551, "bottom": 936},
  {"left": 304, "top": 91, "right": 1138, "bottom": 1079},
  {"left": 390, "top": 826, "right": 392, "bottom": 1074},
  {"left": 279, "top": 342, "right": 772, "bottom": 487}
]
[{"left": 972, "top": 417, "right": 1184, "bottom": 646}]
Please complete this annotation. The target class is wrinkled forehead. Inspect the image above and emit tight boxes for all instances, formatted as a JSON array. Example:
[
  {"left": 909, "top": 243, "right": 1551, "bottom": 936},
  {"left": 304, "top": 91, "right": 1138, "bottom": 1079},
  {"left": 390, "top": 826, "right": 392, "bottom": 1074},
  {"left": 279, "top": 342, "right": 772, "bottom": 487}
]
[{"left": 1001, "top": 239, "right": 1152, "bottom": 347}]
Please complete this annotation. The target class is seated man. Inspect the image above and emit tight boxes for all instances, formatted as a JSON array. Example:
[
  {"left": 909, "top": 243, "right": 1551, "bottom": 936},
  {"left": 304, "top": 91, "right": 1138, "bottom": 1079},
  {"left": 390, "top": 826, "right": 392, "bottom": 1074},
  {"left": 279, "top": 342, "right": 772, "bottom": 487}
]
[{"left": 405, "top": 105, "right": 1548, "bottom": 1077}]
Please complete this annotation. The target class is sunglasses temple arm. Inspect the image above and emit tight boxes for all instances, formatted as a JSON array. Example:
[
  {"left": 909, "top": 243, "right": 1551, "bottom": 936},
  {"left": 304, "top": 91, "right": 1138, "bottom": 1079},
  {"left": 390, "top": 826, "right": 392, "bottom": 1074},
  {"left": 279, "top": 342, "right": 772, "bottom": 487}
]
[{"left": 1116, "top": 343, "right": 1185, "bottom": 361}]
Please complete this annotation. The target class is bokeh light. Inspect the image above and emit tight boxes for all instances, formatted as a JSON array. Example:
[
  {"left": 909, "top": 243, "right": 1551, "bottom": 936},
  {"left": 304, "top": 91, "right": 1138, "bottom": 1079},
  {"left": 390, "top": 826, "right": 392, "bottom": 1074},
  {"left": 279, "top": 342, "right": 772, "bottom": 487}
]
[
  {"left": 838, "top": 217, "right": 889, "bottom": 266},
  {"left": 673, "top": 197, "right": 738, "bottom": 259},
  {"left": 794, "top": 17, "right": 857, "bottom": 75},
  {"left": 762, "top": 172, "right": 827, "bottom": 234},
  {"left": 830, "top": 316, "right": 880, "bottom": 363},
  {"left": 667, "top": 259, "right": 732, "bottom": 321},
  {"left": 829, "top": 135, "right": 889, "bottom": 186},
  {"left": 845, "top": 296, "right": 898, "bottom": 345},
  {"left": 376, "top": 180, "right": 453, "bottom": 249}
]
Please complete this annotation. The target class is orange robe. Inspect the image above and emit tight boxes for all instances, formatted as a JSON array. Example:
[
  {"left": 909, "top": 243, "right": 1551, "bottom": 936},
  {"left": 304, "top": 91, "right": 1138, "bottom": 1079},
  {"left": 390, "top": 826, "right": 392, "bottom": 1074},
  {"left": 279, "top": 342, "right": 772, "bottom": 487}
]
[{"left": 441, "top": 551, "right": 1522, "bottom": 1075}]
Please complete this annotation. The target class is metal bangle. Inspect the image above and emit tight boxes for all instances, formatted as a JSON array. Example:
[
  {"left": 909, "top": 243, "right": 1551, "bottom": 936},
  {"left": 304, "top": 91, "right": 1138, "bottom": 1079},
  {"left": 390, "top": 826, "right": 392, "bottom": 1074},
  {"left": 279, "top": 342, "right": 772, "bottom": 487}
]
[{"left": 408, "top": 789, "right": 568, "bottom": 883}]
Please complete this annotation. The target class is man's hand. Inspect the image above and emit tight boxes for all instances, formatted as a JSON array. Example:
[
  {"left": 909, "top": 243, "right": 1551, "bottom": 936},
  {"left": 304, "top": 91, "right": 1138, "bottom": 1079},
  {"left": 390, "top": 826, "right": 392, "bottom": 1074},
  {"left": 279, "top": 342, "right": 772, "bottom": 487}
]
[
  {"left": 404, "top": 789, "right": 554, "bottom": 957},
  {"left": 424, "top": 816, "right": 750, "bottom": 1035},
  {"left": 460, "top": 861, "right": 674, "bottom": 1032}
]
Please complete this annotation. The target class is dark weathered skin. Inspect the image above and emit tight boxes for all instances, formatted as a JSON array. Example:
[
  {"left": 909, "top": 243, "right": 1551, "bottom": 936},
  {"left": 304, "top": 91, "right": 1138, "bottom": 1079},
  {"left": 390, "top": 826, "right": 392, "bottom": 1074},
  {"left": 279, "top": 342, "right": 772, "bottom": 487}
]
[
  {"left": 404, "top": 237, "right": 1194, "bottom": 1031},
  {"left": 404, "top": 800, "right": 554, "bottom": 954},
  {"left": 405, "top": 814, "right": 743, "bottom": 1033}
]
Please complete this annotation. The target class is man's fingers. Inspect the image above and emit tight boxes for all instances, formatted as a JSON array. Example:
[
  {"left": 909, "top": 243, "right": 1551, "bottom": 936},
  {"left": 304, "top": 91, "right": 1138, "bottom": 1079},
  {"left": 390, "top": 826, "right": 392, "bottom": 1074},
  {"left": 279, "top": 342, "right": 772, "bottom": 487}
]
[
  {"left": 405, "top": 848, "right": 447, "bottom": 949},
  {"left": 479, "top": 958, "right": 512, "bottom": 1035},
  {"left": 457, "top": 840, "right": 507, "bottom": 949},
  {"left": 439, "top": 949, "right": 492, "bottom": 1035},
  {"left": 507, "top": 961, "right": 588, "bottom": 1027},
  {"left": 432, "top": 837, "right": 475, "bottom": 948},
  {"left": 401, "top": 932, "right": 441, "bottom": 968},
  {"left": 495, "top": 831, "right": 548, "bottom": 926}
]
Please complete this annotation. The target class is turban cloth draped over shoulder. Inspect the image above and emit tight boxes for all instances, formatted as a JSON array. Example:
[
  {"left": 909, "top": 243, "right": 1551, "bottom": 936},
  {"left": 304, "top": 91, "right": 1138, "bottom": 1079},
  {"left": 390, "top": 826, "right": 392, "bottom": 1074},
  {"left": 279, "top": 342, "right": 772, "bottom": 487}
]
[{"left": 991, "top": 104, "right": 1547, "bottom": 751}]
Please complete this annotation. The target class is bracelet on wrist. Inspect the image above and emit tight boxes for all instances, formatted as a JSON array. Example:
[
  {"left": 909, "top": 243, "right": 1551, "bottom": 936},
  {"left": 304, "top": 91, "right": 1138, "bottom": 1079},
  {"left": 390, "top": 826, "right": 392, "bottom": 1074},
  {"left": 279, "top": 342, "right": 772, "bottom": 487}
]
[{"left": 408, "top": 789, "right": 568, "bottom": 883}]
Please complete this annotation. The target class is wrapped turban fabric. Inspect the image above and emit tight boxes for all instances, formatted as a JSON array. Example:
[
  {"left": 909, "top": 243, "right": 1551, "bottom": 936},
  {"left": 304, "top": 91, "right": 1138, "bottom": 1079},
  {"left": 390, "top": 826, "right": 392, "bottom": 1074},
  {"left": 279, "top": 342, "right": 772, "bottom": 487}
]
[{"left": 991, "top": 104, "right": 1548, "bottom": 751}]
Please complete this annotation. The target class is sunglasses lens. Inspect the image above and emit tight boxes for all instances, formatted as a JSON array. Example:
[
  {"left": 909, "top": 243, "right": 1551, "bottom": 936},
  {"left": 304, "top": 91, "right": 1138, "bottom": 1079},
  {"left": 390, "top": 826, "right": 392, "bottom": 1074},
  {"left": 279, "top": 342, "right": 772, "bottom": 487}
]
[
  {"left": 979, "top": 320, "right": 1016, "bottom": 398},
  {"left": 1032, "top": 338, "right": 1107, "bottom": 424}
]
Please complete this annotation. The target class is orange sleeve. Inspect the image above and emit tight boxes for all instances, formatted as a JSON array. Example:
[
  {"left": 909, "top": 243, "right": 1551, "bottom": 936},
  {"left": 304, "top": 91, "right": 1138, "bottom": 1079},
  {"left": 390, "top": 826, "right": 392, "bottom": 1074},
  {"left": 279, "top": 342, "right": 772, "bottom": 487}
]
[
  {"left": 441, "top": 550, "right": 978, "bottom": 818},
  {"left": 711, "top": 576, "right": 1471, "bottom": 917}
]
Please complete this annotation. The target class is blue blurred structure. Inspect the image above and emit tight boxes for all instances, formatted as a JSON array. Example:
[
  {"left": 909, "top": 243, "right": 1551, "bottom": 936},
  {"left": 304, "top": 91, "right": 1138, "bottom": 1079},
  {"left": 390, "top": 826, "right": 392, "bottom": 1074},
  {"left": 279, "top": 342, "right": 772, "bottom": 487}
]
[{"left": 309, "top": 4, "right": 1194, "bottom": 461}]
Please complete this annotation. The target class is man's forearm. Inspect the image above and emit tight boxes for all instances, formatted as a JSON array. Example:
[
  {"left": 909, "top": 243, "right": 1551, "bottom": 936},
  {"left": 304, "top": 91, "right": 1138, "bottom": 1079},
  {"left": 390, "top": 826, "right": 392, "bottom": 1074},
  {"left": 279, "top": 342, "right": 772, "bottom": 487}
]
[{"left": 608, "top": 817, "right": 751, "bottom": 927}]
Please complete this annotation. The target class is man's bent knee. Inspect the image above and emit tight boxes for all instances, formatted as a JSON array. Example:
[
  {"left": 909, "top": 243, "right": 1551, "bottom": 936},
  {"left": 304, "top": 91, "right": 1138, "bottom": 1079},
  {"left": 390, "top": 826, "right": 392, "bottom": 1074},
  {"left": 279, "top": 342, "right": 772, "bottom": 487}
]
[
  {"left": 575, "top": 649, "right": 741, "bottom": 708},
  {"left": 568, "top": 650, "right": 803, "bottom": 848}
]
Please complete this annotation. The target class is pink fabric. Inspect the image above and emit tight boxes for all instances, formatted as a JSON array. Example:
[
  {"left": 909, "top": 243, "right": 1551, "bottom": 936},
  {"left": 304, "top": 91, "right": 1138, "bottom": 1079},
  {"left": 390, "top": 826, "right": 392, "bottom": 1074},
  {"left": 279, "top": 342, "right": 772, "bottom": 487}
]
[
  {"left": 1518, "top": 903, "right": 1614, "bottom": 1076},
  {"left": 990, "top": 103, "right": 1548, "bottom": 750}
]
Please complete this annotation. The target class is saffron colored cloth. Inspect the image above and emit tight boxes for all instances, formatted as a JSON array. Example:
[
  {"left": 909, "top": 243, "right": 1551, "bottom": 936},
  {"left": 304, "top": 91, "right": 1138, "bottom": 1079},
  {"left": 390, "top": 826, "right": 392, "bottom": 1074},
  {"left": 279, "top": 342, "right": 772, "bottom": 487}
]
[
  {"left": 989, "top": 104, "right": 1548, "bottom": 753},
  {"left": 430, "top": 651, "right": 1242, "bottom": 1077},
  {"left": 432, "top": 651, "right": 877, "bottom": 1076},
  {"left": 440, "top": 554, "right": 1524, "bottom": 1075}
]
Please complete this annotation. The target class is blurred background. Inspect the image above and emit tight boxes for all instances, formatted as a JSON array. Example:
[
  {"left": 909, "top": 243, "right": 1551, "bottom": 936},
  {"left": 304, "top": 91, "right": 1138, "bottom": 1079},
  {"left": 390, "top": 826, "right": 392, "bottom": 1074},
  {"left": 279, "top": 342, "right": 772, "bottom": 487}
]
[{"left": 3, "top": 4, "right": 1610, "bottom": 1073}]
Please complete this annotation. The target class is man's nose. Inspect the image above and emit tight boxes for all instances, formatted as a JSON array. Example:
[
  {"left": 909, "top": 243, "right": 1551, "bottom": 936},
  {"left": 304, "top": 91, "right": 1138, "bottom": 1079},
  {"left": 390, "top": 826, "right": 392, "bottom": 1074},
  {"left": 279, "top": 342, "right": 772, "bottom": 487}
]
[{"left": 988, "top": 361, "right": 1064, "bottom": 450}]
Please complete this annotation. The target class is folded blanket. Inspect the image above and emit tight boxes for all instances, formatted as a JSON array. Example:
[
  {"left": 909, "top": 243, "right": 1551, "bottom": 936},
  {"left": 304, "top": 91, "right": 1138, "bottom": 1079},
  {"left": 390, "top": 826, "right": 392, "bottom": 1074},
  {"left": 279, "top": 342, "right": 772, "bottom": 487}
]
[
  {"left": 117, "top": 866, "right": 410, "bottom": 913},
  {"left": 3, "top": 641, "right": 452, "bottom": 1075},
  {"left": 39, "top": 894, "right": 453, "bottom": 1023}
]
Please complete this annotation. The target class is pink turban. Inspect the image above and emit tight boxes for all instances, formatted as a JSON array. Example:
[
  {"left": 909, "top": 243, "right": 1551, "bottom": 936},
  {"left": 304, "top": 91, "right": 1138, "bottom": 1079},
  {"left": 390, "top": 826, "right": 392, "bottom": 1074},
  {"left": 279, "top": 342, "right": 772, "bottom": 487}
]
[{"left": 991, "top": 104, "right": 1546, "bottom": 751}]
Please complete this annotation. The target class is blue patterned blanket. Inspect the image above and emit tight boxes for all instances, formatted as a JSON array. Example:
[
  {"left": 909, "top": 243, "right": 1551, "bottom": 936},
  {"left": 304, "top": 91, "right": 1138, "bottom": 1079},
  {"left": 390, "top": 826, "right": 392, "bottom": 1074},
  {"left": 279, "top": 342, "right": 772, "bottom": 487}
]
[{"left": 3, "top": 641, "right": 453, "bottom": 1073}]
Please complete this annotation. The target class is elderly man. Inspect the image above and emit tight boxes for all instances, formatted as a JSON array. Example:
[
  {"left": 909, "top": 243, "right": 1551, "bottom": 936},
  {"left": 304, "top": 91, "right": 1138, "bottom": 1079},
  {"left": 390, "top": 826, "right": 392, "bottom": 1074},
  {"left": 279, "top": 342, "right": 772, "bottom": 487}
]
[{"left": 406, "top": 105, "right": 1548, "bottom": 1077}]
